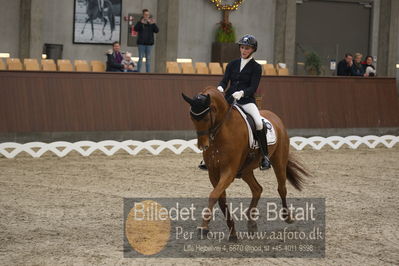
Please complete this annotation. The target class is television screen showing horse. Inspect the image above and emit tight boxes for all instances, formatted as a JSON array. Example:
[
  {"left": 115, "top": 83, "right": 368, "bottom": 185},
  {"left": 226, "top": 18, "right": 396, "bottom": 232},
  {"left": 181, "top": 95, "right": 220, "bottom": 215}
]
[{"left": 73, "top": 0, "right": 122, "bottom": 44}]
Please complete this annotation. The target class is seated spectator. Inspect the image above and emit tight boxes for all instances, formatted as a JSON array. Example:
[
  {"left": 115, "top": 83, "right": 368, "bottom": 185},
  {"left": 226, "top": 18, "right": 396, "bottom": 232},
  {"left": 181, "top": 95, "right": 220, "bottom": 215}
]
[
  {"left": 351, "top": 53, "right": 365, "bottom": 76},
  {"left": 337, "top": 53, "right": 353, "bottom": 76},
  {"left": 106, "top": 41, "right": 124, "bottom": 72},
  {"left": 122, "top": 52, "right": 136, "bottom": 72},
  {"left": 362, "top": 55, "right": 376, "bottom": 77}
]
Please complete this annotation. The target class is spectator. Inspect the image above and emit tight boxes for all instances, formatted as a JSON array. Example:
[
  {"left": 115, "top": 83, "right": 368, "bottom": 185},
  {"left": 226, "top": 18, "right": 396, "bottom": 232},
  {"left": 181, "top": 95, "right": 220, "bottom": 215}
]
[
  {"left": 362, "top": 55, "right": 376, "bottom": 77},
  {"left": 134, "top": 9, "right": 159, "bottom": 72},
  {"left": 351, "top": 53, "right": 365, "bottom": 76},
  {"left": 337, "top": 53, "right": 353, "bottom": 76},
  {"left": 106, "top": 41, "right": 124, "bottom": 72},
  {"left": 122, "top": 52, "right": 136, "bottom": 72}
]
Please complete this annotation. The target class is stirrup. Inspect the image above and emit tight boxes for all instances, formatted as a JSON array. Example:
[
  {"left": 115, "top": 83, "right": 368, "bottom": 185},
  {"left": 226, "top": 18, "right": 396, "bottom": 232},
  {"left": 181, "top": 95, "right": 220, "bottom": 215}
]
[
  {"left": 198, "top": 160, "right": 208, "bottom": 171},
  {"left": 259, "top": 156, "right": 271, "bottom": 170}
]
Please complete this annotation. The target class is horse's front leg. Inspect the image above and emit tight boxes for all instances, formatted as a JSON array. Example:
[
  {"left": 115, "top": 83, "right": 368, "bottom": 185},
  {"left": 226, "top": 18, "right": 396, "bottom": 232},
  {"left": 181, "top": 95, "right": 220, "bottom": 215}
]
[
  {"left": 81, "top": 17, "right": 90, "bottom": 34},
  {"left": 218, "top": 191, "right": 237, "bottom": 241},
  {"left": 198, "top": 167, "right": 236, "bottom": 239}
]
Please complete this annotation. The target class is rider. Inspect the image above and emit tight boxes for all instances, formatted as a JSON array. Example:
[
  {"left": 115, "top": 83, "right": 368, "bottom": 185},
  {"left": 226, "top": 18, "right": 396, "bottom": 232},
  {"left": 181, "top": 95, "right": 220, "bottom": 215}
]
[
  {"left": 198, "top": 34, "right": 271, "bottom": 171},
  {"left": 97, "top": 0, "right": 104, "bottom": 17}
]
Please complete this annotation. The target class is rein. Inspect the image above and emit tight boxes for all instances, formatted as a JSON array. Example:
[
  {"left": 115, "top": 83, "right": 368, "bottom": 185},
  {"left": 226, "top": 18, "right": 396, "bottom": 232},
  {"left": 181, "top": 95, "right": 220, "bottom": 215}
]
[{"left": 195, "top": 102, "right": 234, "bottom": 141}]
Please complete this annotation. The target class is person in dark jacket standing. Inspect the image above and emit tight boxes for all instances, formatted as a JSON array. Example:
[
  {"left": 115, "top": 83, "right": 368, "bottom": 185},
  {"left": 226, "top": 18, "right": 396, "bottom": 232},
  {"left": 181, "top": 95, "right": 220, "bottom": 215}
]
[
  {"left": 106, "top": 41, "right": 124, "bottom": 72},
  {"left": 198, "top": 34, "right": 271, "bottom": 171},
  {"left": 134, "top": 9, "right": 159, "bottom": 72},
  {"left": 337, "top": 53, "right": 353, "bottom": 76}
]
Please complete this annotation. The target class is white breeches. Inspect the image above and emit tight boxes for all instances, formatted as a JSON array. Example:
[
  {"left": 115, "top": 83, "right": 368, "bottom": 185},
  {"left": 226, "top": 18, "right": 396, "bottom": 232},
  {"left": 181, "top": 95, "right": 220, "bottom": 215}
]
[{"left": 241, "top": 103, "right": 263, "bottom": 130}]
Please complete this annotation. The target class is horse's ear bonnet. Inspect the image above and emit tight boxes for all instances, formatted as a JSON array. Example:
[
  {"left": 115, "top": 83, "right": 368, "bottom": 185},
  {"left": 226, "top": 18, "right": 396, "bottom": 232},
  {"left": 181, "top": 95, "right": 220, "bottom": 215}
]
[{"left": 182, "top": 93, "right": 211, "bottom": 121}]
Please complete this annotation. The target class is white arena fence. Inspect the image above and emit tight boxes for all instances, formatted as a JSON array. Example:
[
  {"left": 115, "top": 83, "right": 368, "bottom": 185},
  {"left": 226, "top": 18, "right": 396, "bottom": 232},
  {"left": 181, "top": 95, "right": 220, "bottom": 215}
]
[{"left": 0, "top": 135, "right": 398, "bottom": 159}]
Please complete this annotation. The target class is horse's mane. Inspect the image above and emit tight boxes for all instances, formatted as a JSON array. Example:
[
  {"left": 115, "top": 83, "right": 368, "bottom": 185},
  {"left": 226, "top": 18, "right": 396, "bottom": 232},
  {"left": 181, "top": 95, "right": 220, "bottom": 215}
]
[{"left": 201, "top": 86, "right": 228, "bottom": 110}]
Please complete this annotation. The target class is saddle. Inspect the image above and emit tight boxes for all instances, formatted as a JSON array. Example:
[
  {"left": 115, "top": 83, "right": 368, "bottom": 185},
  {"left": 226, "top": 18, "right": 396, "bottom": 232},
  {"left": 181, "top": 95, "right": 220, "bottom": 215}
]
[
  {"left": 235, "top": 105, "right": 257, "bottom": 141},
  {"left": 234, "top": 104, "right": 277, "bottom": 149}
]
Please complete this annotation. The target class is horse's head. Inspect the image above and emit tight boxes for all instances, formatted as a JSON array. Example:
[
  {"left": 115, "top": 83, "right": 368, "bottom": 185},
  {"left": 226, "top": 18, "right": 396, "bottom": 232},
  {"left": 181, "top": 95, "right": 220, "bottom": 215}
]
[{"left": 182, "top": 87, "right": 228, "bottom": 151}]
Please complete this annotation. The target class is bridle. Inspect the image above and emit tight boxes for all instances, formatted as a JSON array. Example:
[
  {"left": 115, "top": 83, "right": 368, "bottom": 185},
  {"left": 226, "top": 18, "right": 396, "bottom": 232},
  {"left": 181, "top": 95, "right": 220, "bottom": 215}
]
[{"left": 192, "top": 101, "right": 234, "bottom": 141}]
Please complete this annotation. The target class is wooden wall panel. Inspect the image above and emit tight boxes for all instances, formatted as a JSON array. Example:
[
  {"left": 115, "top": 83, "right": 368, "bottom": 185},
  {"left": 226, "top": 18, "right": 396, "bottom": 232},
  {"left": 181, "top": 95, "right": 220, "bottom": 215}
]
[{"left": 0, "top": 71, "right": 398, "bottom": 133}]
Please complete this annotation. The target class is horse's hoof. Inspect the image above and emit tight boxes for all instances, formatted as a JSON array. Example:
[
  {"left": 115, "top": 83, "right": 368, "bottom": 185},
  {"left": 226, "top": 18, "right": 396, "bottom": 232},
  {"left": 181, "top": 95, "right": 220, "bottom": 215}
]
[
  {"left": 228, "top": 233, "right": 238, "bottom": 242},
  {"left": 247, "top": 220, "right": 258, "bottom": 232},
  {"left": 197, "top": 227, "right": 209, "bottom": 239},
  {"left": 284, "top": 216, "right": 295, "bottom": 224},
  {"left": 81, "top": 30, "right": 84, "bottom": 34}
]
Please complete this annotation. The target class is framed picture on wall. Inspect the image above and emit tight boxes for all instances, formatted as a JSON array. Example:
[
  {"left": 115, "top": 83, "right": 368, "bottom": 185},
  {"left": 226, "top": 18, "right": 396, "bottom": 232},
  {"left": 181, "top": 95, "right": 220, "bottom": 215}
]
[{"left": 73, "top": 0, "right": 122, "bottom": 44}]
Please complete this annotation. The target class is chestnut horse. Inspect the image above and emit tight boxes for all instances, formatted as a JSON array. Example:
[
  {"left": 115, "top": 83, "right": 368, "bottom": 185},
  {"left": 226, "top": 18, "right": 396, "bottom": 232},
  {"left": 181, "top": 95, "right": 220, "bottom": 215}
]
[{"left": 182, "top": 86, "right": 310, "bottom": 240}]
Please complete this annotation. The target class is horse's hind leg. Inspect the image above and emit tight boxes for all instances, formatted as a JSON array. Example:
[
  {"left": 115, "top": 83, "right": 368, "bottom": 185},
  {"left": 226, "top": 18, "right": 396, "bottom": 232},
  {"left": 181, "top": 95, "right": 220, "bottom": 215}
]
[
  {"left": 242, "top": 170, "right": 263, "bottom": 232},
  {"left": 90, "top": 21, "right": 94, "bottom": 40},
  {"left": 102, "top": 18, "right": 107, "bottom": 36},
  {"left": 270, "top": 147, "right": 293, "bottom": 223}
]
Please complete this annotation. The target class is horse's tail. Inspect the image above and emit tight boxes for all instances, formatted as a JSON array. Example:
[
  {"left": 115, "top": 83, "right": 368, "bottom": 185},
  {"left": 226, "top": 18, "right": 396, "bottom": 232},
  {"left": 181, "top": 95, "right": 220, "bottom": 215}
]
[
  {"left": 286, "top": 152, "right": 309, "bottom": 191},
  {"left": 105, "top": 0, "right": 115, "bottom": 31}
]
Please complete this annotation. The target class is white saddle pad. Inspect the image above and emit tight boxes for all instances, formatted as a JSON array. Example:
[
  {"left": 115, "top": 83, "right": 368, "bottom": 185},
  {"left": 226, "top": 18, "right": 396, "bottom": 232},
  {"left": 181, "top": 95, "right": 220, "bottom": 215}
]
[{"left": 234, "top": 105, "right": 277, "bottom": 149}]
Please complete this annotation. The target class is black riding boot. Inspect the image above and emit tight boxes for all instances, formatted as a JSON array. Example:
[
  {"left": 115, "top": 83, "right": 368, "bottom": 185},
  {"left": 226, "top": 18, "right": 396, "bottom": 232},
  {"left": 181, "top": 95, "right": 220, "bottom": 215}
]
[
  {"left": 198, "top": 160, "right": 207, "bottom": 170},
  {"left": 256, "top": 124, "right": 271, "bottom": 170}
]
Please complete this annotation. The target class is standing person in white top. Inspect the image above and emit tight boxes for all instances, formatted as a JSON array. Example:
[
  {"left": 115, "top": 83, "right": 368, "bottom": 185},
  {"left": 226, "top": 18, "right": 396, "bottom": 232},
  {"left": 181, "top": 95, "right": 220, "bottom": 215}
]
[{"left": 198, "top": 34, "right": 271, "bottom": 171}]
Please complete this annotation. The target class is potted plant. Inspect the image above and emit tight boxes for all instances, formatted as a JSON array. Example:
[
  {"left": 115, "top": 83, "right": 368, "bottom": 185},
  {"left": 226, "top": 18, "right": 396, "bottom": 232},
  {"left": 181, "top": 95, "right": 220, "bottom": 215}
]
[
  {"left": 304, "top": 51, "right": 322, "bottom": 76},
  {"left": 211, "top": 8, "right": 241, "bottom": 63},
  {"left": 215, "top": 20, "right": 236, "bottom": 43}
]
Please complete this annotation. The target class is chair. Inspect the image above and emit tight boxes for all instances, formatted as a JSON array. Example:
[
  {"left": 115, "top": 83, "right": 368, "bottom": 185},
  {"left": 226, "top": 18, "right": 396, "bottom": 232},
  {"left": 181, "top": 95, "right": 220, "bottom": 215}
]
[
  {"left": 181, "top": 63, "right": 195, "bottom": 74},
  {"left": 7, "top": 58, "right": 23, "bottom": 71},
  {"left": 209, "top": 62, "right": 223, "bottom": 75},
  {"left": 166, "top": 61, "right": 178, "bottom": 68},
  {"left": 167, "top": 65, "right": 181, "bottom": 74},
  {"left": 41, "top": 59, "right": 57, "bottom": 71},
  {"left": 6, "top": 58, "right": 21, "bottom": 64},
  {"left": 75, "top": 60, "right": 91, "bottom": 72},
  {"left": 0, "top": 59, "right": 5, "bottom": 70},
  {"left": 75, "top": 60, "right": 87, "bottom": 65},
  {"left": 195, "top": 62, "right": 209, "bottom": 74},
  {"left": 262, "top": 64, "right": 277, "bottom": 75},
  {"left": 195, "top": 62, "right": 207, "bottom": 68},
  {"left": 277, "top": 67, "right": 289, "bottom": 76},
  {"left": 91, "top": 60, "right": 106, "bottom": 72},
  {"left": 166, "top": 61, "right": 180, "bottom": 73},
  {"left": 24, "top": 58, "right": 41, "bottom": 71},
  {"left": 57, "top": 59, "right": 74, "bottom": 71},
  {"left": 222, "top": 62, "right": 228, "bottom": 72},
  {"left": 196, "top": 66, "right": 209, "bottom": 74}
]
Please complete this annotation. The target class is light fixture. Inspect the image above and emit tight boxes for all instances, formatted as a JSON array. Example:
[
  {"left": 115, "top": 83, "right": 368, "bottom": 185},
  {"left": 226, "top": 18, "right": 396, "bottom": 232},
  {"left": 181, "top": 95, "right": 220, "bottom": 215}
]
[
  {"left": 256, "top": 60, "right": 267, "bottom": 65},
  {"left": 176, "top": 58, "right": 192, "bottom": 63},
  {"left": 0, "top": 53, "right": 10, "bottom": 58},
  {"left": 41, "top": 54, "right": 47, "bottom": 59},
  {"left": 396, "top": 64, "right": 399, "bottom": 69}
]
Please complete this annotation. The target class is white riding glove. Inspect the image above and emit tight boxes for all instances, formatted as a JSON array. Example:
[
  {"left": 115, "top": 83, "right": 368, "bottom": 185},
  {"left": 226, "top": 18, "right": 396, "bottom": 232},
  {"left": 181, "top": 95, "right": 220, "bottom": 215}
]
[
  {"left": 217, "top": 86, "right": 224, "bottom": 92},
  {"left": 232, "top": 90, "right": 244, "bottom": 100}
]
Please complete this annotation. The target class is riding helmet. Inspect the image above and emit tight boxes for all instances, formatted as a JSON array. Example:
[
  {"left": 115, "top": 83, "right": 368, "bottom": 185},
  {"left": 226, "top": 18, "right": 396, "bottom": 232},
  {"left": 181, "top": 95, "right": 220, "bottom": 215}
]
[{"left": 237, "top": 34, "right": 258, "bottom": 52}]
